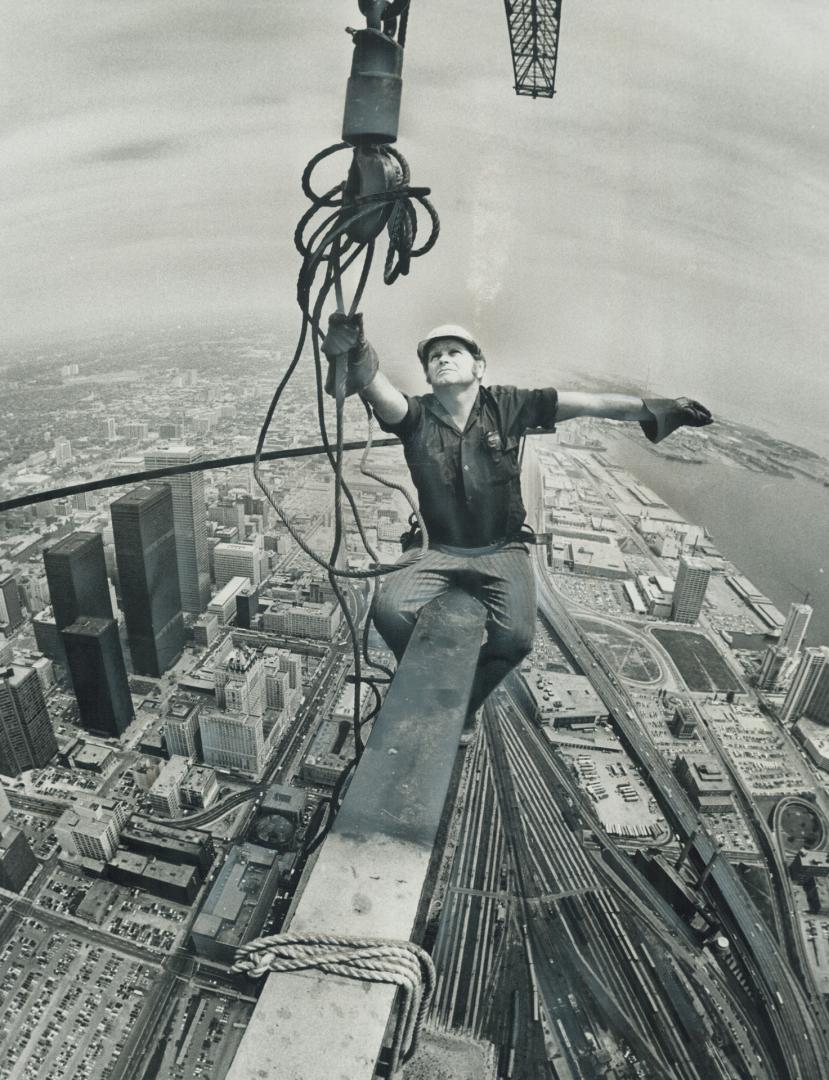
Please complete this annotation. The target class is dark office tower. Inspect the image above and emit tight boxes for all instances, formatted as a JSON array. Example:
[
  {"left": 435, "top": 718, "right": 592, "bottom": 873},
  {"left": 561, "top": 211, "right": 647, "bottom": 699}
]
[
  {"left": 144, "top": 446, "right": 211, "bottom": 613},
  {"left": 235, "top": 586, "right": 259, "bottom": 629},
  {"left": 0, "top": 575, "right": 24, "bottom": 631},
  {"left": 43, "top": 531, "right": 113, "bottom": 631},
  {"left": 61, "top": 618, "right": 134, "bottom": 736},
  {"left": 111, "top": 485, "right": 186, "bottom": 678},
  {"left": 0, "top": 665, "right": 58, "bottom": 775}
]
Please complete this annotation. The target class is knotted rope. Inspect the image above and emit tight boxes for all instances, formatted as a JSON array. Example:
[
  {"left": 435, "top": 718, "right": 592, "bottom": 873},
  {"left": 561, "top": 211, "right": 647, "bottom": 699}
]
[{"left": 233, "top": 932, "right": 435, "bottom": 1075}]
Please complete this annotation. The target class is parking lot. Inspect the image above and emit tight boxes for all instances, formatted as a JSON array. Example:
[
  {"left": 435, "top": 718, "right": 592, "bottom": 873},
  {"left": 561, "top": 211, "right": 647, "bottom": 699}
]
[
  {"left": 150, "top": 986, "right": 254, "bottom": 1079},
  {"left": 39, "top": 867, "right": 188, "bottom": 955},
  {"left": 0, "top": 916, "right": 157, "bottom": 1080}
]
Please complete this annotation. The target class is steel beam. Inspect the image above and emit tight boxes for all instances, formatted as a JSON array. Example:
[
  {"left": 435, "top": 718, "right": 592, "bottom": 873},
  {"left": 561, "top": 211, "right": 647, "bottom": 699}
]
[{"left": 226, "top": 590, "right": 486, "bottom": 1080}]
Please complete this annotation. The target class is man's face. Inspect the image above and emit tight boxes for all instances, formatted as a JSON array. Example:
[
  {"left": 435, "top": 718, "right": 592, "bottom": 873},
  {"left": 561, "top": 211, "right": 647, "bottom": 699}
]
[{"left": 424, "top": 338, "right": 484, "bottom": 388}]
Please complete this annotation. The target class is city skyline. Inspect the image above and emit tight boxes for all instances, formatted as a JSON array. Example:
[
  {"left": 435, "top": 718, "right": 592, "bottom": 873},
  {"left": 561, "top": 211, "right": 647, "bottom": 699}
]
[{"left": 2, "top": 1, "right": 828, "bottom": 455}]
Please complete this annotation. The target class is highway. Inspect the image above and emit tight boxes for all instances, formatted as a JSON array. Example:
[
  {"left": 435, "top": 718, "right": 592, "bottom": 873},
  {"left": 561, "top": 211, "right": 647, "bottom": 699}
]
[{"left": 532, "top": 542, "right": 829, "bottom": 1079}]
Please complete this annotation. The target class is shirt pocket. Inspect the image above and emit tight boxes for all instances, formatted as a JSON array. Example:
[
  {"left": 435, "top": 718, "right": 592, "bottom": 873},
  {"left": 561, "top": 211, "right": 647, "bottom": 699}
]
[{"left": 487, "top": 435, "right": 522, "bottom": 484}]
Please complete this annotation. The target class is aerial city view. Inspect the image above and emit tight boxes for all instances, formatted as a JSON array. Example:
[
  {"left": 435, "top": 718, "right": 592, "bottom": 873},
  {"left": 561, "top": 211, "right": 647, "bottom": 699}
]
[
  {"left": 3, "top": 1, "right": 827, "bottom": 1079},
  {"left": 1, "top": 327, "right": 828, "bottom": 1080}
]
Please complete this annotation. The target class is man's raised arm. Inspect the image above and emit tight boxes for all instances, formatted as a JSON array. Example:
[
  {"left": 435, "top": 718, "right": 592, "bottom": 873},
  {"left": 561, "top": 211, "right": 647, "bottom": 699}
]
[
  {"left": 321, "top": 313, "right": 408, "bottom": 426},
  {"left": 555, "top": 391, "right": 713, "bottom": 444}
]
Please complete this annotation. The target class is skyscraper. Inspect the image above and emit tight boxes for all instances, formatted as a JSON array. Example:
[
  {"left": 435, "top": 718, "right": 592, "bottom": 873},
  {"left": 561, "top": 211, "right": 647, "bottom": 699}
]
[
  {"left": 803, "top": 663, "right": 829, "bottom": 727},
  {"left": 43, "top": 531, "right": 114, "bottom": 632},
  {"left": 778, "top": 603, "right": 812, "bottom": 655},
  {"left": 757, "top": 644, "right": 790, "bottom": 691},
  {"left": 781, "top": 647, "right": 829, "bottom": 723},
  {"left": 163, "top": 693, "right": 203, "bottom": 758},
  {"left": 144, "top": 445, "right": 210, "bottom": 613},
  {"left": 671, "top": 556, "right": 712, "bottom": 624},
  {"left": 0, "top": 575, "right": 24, "bottom": 631},
  {"left": 199, "top": 709, "right": 265, "bottom": 775},
  {"left": 215, "top": 648, "right": 265, "bottom": 716},
  {"left": 53, "top": 437, "right": 72, "bottom": 465},
  {"left": 61, "top": 617, "right": 134, "bottom": 737},
  {"left": 0, "top": 665, "right": 57, "bottom": 775},
  {"left": 213, "top": 538, "right": 263, "bottom": 590},
  {"left": 111, "top": 484, "right": 185, "bottom": 677}
]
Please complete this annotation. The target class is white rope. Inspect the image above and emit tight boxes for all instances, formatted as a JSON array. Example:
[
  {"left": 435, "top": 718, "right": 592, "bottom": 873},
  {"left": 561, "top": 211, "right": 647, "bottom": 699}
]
[{"left": 233, "top": 932, "right": 435, "bottom": 1075}]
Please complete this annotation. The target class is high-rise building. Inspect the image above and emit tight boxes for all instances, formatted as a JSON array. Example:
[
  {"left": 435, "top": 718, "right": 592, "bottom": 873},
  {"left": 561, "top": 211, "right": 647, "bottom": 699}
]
[
  {"left": 111, "top": 484, "right": 185, "bottom": 677},
  {"left": 123, "top": 421, "right": 149, "bottom": 442},
  {"left": 781, "top": 647, "right": 829, "bottom": 723},
  {"left": 0, "top": 575, "right": 24, "bottom": 631},
  {"left": 32, "top": 612, "right": 65, "bottom": 666},
  {"left": 144, "top": 446, "right": 210, "bottom": 613},
  {"left": 669, "top": 702, "right": 698, "bottom": 739},
  {"left": 163, "top": 693, "right": 203, "bottom": 758},
  {"left": 43, "top": 531, "right": 113, "bottom": 632},
  {"left": 101, "top": 417, "right": 117, "bottom": 442},
  {"left": 0, "top": 825, "right": 37, "bottom": 892},
  {"left": 758, "top": 644, "right": 790, "bottom": 691},
  {"left": 54, "top": 797, "right": 129, "bottom": 863},
  {"left": 53, "top": 436, "right": 72, "bottom": 465},
  {"left": 804, "top": 665, "right": 829, "bottom": 727},
  {"left": 0, "top": 665, "right": 57, "bottom": 775},
  {"left": 263, "top": 649, "right": 302, "bottom": 713},
  {"left": 215, "top": 648, "right": 265, "bottom": 716},
  {"left": 235, "top": 585, "right": 259, "bottom": 629},
  {"left": 263, "top": 600, "right": 341, "bottom": 641},
  {"left": 208, "top": 576, "right": 249, "bottom": 625},
  {"left": 671, "top": 556, "right": 712, "bottom": 624},
  {"left": 778, "top": 603, "right": 812, "bottom": 655},
  {"left": 200, "top": 709, "right": 265, "bottom": 775},
  {"left": 148, "top": 756, "right": 189, "bottom": 816},
  {"left": 213, "top": 539, "right": 263, "bottom": 590},
  {"left": 61, "top": 617, "right": 134, "bottom": 736}
]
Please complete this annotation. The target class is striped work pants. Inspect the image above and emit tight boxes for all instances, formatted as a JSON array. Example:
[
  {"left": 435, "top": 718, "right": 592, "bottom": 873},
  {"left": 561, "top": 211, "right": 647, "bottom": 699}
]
[{"left": 372, "top": 540, "right": 537, "bottom": 717}]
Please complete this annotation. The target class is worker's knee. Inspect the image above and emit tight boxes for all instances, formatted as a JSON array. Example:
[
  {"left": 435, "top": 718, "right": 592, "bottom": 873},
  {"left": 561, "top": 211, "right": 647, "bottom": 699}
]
[
  {"left": 487, "top": 622, "right": 534, "bottom": 665},
  {"left": 372, "top": 593, "right": 416, "bottom": 661}
]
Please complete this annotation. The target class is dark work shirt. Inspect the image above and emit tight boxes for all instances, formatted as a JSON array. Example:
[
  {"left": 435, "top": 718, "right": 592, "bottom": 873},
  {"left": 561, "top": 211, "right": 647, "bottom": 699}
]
[{"left": 377, "top": 384, "right": 558, "bottom": 547}]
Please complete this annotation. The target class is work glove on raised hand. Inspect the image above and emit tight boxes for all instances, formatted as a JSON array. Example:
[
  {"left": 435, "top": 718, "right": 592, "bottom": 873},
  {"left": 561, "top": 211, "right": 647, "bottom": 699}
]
[
  {"left": 321, "top": 312, "right": 379, "bottom": 399},
  {"left": 639, "top": 397, "right": 714, "bottom": 444}
]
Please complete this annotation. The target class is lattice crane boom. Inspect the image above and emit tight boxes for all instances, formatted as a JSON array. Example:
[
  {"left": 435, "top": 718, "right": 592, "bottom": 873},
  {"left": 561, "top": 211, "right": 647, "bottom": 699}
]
[{"left": 503, "top": 0, "right": 563, "bottom": 98}]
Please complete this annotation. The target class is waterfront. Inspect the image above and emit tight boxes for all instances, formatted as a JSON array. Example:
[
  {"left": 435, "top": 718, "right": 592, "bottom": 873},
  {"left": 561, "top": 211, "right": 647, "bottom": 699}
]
[{"left": 604, "top": 431, "right": 829, "bottom": 645}]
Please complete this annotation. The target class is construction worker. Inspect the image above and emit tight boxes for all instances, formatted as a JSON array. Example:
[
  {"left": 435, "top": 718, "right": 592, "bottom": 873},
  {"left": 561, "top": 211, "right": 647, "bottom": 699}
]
[{"left": 322, "top": 314, "right": 712, "bottom": 727}]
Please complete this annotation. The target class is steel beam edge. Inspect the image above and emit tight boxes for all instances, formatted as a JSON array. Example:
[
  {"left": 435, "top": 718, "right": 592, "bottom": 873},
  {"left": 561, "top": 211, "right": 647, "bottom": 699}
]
[{"left": 225, "top": 590, "right": 486, "bottom": 1080}]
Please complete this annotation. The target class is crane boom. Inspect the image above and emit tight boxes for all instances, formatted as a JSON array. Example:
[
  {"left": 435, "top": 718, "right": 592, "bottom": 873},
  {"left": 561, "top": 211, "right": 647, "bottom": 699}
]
[{"left": 503, "top": 0, "right": 563, "bottom": 98}]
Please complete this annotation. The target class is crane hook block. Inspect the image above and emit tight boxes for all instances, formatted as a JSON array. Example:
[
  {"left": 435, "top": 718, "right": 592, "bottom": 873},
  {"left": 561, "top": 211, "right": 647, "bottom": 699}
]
[
  {"left": 342, "top": 29, "right": 403, "bottom": 146},
  {"left": 342, "top": 147, "right": 403, "bottom": 244}
]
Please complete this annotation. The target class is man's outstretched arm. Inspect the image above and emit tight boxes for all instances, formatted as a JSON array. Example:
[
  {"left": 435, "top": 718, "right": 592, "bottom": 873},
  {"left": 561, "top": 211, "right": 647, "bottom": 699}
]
[
  {"left": 321, "top": 313, "right": 408, "bottom": 425},
  {"left": 555, "top": 391, "right": 713, "bottom": 444},
  {"left": 555, "top": 392, "right": 651, "bottom": 423},
  {"left": 360, "top": 371, "right": 408, "bottom": 426}
]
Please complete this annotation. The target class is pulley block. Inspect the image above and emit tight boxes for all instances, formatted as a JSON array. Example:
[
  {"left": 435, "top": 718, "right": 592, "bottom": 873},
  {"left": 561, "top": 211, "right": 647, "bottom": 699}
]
[{"left": 342, "top": 146, "right": 403, "bottom": 245}]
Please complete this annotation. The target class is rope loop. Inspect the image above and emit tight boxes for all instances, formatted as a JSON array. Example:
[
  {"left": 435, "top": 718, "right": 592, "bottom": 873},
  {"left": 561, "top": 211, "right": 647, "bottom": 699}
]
[{"left": 233, "top": 932, "right": 435, "bottom": 1075}]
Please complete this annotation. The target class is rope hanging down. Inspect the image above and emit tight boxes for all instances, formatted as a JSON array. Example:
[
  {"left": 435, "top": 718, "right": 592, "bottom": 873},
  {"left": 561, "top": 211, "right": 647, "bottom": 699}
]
[
  {"left": 233, "top": 932, "right": 435, "bottom": 1076},
  {"left": 250, "top": 5, "right": 439, "bottom": 861}
]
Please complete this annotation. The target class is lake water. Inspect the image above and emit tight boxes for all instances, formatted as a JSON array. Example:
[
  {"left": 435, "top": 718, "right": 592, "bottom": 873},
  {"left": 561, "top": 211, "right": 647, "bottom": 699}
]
[{"left": 601, "top": 433, "right": 829, "bottom": 646}]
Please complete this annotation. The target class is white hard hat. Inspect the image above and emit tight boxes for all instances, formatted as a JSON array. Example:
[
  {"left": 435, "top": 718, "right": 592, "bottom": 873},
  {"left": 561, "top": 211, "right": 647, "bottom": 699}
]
[{"left": 417, "top": 324, "right": 480, "bottom": 363}]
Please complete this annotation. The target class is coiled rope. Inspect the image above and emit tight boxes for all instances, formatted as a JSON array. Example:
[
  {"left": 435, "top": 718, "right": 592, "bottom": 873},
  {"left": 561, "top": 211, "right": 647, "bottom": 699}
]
[{"left": 233, "top": 932, "right": 435, "bottom": 1075}]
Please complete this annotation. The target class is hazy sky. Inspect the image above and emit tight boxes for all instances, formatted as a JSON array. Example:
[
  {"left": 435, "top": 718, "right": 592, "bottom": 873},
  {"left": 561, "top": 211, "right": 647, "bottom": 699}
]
[{"left": 2, "top": 2, "right": 827, "bottom": 448}]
